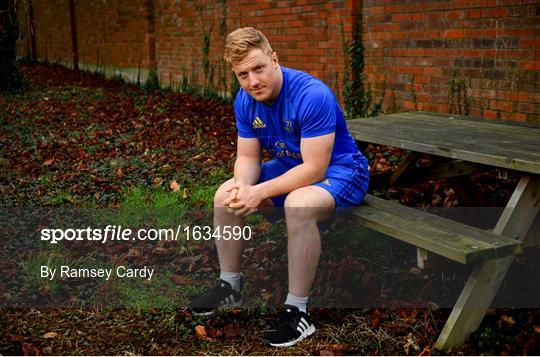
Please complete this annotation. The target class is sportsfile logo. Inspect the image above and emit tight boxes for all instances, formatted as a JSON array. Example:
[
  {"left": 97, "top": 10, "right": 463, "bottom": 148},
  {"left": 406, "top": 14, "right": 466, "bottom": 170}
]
[{"left": 252, "top": 116, "right": 266, "bottom": 129}]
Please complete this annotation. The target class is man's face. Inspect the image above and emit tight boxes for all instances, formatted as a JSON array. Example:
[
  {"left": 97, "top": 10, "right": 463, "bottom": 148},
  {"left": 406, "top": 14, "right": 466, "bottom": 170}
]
[{"left": 232, "top": 48, "right": 281, "bottom": 104}]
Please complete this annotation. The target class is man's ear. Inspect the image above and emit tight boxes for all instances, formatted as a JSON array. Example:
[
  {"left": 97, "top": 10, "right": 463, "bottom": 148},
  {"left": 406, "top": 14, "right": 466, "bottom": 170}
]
[{"left": 272, "top": 52, "right": 279, "bottom": 67}]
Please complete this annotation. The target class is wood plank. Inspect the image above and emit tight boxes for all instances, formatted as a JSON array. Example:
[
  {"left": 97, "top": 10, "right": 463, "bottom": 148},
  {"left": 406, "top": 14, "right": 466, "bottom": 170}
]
[
  {"left": 363, "top": 195, "right": 523, "bottom": 259},
  {"left": 352, "top": 195, "right": 522, "bottom": 264},
  {"left": 352, "top": 206, "right": 494, "bottom": 264},
  {"left": 353, "top": 118, "right": 540, "bottom": 163},
  {"left": 390, "top": 153, "right": 415, "bottom": 186},
  {"left": 368, "top": 160, "right": 485, "bottom": 190},
  {"left": 348, "top": 112, "right": 540, "bottom": 174},
  {"left": 448, "top": 176, "right": 490, "bottom": 207},
  {"left": 417, "top": 160, "right": 484, "bottom": 181},
  {"left": 523, "top": 212, "right": 540, "bottom": 248},
  {"left": 435, "top": 176, "right": 540, "bottom": 351},
  {"left": 354, "top": 125, "right": 539, "bottom": 170},
  {"left": 417, "top": 248, "right": 428, "bottom": 269}
]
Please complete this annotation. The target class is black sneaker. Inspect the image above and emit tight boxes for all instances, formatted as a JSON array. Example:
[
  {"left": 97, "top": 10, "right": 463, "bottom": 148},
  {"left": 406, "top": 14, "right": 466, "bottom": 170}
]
[
  {"left": 187, "top": 279, "right": 242, "bottom": 316},
  {"left": 261, "top": 305, "right": 316, "bottom": 347}
]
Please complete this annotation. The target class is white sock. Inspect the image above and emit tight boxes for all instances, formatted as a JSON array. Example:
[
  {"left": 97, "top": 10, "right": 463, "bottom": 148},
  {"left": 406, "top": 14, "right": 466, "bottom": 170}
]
[
  {"left": 284, "top": 293, "right": 308, "bottom": 313},
  {"left": 220, "top": 271, "right": 242, "bottom": 292}
]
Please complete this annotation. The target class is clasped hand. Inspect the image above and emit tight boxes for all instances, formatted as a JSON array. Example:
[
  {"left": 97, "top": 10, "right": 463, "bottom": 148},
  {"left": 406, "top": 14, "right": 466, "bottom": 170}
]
[{"left": 223, "top": 183, "right": 262, "bottom": 217}]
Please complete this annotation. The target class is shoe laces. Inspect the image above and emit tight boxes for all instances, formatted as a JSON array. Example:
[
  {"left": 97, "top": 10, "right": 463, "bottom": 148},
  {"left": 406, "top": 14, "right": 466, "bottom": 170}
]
[{"left": 274, "top": 306, "right": 303, "bottom": 332}]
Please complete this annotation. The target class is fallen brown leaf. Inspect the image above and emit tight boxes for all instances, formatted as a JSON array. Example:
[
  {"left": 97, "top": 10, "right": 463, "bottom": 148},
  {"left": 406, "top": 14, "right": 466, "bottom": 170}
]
[
  {"left": 170, "top": 180, "right": 180, "bottom": 192},
  {"left": 499, "top": 314, "right": 515, "bottom": 326},
  {"left": 153, "top": 177, "right": 163, "bottom": 187},
  {"left": 43, "top": 331, "right": 59, "bottom": 339},
  {"left": 22, "top": 342, "right": 41, "bottom": 355},
  {"left": 171, "top": 275, "right": 195, "bottom": 285},
  {"left": 195, "top": 325, "right": 207, "bottom": 338},
  {"left": 319, "top": 350, "right": 344, "bottom": 356},
  {"left": 194, "top": 325, "right": 216, "bottom": 342}
]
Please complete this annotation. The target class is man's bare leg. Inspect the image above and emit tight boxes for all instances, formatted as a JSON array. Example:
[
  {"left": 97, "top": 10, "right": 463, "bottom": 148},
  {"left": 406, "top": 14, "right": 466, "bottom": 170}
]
[
  {"left": 284, "top": 185, "right": 335, "bottom": 298},
  {"left": 214, "top": 179, "right": 245, "bottom": 272}
]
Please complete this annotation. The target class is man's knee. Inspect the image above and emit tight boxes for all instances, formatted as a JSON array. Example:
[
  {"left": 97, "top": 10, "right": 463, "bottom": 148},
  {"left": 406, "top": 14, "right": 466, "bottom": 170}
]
[
  {"left": 214, "top": 178, "right": 235, "bottom": 207},
  {"left": 284, "top": 189, "right": 309, "bottom": 210},
  {"left": 284, "top": 186, "right": 334, "bottom": 221}
]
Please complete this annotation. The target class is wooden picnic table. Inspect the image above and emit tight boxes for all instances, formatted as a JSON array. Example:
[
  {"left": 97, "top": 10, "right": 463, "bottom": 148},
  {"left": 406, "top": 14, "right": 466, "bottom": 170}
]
[{"left": 347, "top": 111, "right": 540, "bottom": 351}]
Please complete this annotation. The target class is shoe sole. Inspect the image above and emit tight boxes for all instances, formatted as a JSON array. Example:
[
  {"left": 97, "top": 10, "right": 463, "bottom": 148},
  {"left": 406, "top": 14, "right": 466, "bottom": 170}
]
[
  {"left": 190, "top": 300, "right": 243, "bottom": 316},
  {"left": 265, "top": 324, "right": 316, "bottom": 348}
]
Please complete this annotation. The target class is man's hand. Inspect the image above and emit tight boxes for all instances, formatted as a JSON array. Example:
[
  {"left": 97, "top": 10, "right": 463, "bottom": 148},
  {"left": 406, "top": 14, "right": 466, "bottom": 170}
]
[
  {"left": 223, "top": 183, "right": 263, "bottom": 216},
  {"left": 224, "top": 187, "right": 240, "bottom": 214}
]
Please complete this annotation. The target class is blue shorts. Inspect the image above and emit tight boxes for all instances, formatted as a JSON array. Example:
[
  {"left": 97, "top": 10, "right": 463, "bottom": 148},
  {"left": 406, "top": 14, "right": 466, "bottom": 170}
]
[{"left": 256, "top": 158, "right": 370, "bottom": 207}]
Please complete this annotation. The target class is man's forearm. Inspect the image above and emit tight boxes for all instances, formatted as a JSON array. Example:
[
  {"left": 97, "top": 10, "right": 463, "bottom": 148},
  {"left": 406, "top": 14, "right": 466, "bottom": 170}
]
[
  {"left": 255, "top": 163, "right": 325, "bottom": 200},
  {"left": 234, "top": 156, "right": 261, "bottom": 185}
]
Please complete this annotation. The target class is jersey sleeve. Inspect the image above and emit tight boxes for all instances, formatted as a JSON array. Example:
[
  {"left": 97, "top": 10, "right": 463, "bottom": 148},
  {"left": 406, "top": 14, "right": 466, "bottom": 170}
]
[
  {"left": 234, "top": 93, "right": 257, "bottom": 138},
  {"left": 297, "top": 85, "right": 337, "bottom": 138}
]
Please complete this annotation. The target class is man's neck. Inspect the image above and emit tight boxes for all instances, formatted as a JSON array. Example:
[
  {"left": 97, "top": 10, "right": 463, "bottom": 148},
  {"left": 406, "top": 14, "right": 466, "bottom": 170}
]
[{"left": 264, "top": 66, "right": 283, "bottom": 106}]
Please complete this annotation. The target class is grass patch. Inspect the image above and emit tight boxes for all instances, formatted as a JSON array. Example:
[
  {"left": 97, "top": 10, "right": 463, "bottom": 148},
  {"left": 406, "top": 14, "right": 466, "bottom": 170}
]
[
  {"left": 19, "top": 249, "right": 70, "bottom": 295},
  {"left": 100, "top": 270, "right": 196, "bottom": 311},
  {"left": 44, "top": 86, "right": 106, "bottom": 101},
  {"left": 89, "top": 187, "right": 188, "bottom": 228},
  {"left": 45, "top": 188, "right": 76, "bottom": 205}
]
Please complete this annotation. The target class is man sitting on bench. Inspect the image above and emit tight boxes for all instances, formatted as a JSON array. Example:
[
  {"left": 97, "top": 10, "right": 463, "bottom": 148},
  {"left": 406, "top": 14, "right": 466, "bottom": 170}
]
[{"left": 188, "top": 27, "right": 370, "bottom": 347}]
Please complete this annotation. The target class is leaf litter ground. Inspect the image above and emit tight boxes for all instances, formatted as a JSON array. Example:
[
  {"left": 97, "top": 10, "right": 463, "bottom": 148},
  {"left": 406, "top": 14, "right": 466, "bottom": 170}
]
[{"left": 0, "top": 63, "right": 539, "bottom": 355}]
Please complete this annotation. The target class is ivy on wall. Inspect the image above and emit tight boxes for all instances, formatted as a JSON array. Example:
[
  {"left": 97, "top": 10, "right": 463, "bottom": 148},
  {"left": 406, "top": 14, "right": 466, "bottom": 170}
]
[
  {"left": 342, "top": 17, "right": 384, "bottom": 119},
  {"left": 448, "top": 69, "right": 469, "bottom": 115}
]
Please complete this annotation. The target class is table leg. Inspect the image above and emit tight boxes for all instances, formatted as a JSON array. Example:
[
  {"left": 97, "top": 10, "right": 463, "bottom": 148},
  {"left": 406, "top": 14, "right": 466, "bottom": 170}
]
[{"left": 434, "top": 176, "right": 540, "bottom": 351}]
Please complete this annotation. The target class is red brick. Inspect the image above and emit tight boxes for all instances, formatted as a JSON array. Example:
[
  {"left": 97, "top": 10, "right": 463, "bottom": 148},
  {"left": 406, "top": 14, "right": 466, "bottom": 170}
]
[
  {"left": 483, "top": 110, "right": 499, "bottom": 120},
  {"left": 443, "top": 29, "right": 465, "bottom": 39},
  {"left": 462, "top": 30, "right": 480, "bottom": 39},
  {"left": 416, "top": 93, "right": 430, "bottom": 102},
  {"left": 368, "top": 6, "right": 385, "bottom": 15},
  {"left": 446, "top": 10, "right": 464, "bottom": 21},
  {"left": 521, "top": 60, "right": 540, "bottom": 71},
  {"left": 415, "top": 75, "right": 430, "bottom": 84},
  {"left": 411, "top": 13, "right": 424, "bottom": 21},
  {"left": 424, "top": 67, "right": 442, "bottom": 76},
  {"left": 392, "top": 13, "right": 411, "bottom": 22},
  {"left": 482, "top": 7, "right": 510, "bottom": 18},
  {"left": 510, "top": 28, "right": 535, "bottom": 37},
  {"left": 416, "top": 58, "right": 433, "bottom": 66},
  {"left": 500, "top": 112, "right": 516, "bottom": 121},
  {"left": 465, "top": 9, "right": 482, "bottom": 18},
  {"left": 517, "top": 92, "right": 531, "bottom": 102},
  {"left": 490, "top": 100, "right": 514, "bottom": 112},
  {"left": 517, "top": 103, "right": 535, "bottom": 114},
  {"left": 404, "top": 101, "right": 417, "bottom": 110}
]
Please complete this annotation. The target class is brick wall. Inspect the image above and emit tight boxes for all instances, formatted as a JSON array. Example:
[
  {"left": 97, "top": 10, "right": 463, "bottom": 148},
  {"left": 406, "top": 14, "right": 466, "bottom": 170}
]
[
  {"left": 75, "top": 0, "right": 154, "bottom": 70},
  {"left": 154, "top": 0, "right": 353, "bottom": 100},
  {"left": 18, "top": 0, "right": 155, "bottom": 82},
  {"left": 362, "top": 0, "right": 539, "bottom": 122},
  {"left": 22, "top": 0, "right": 71, "bottom": 64},
  {"left": 16, "top": 0, "right": 539, "bottom": 122}
]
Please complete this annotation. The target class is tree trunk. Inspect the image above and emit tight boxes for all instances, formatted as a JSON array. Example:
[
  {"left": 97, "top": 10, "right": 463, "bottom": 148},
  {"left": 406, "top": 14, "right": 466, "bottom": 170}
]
[{"left": 0, "top": 0, "right": 26, "bottom": 91}]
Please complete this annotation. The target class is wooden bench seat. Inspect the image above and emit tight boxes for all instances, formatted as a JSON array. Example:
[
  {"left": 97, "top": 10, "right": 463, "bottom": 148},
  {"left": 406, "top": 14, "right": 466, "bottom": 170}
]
[{"left": 352, "top": 194, "right": 523, "bottom": 265}]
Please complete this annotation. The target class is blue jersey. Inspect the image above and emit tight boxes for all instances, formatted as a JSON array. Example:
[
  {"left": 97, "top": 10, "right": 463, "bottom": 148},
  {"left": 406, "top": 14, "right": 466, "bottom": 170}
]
[{"left": 234, "top": 67, "right": 366, "bottom": 169}]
